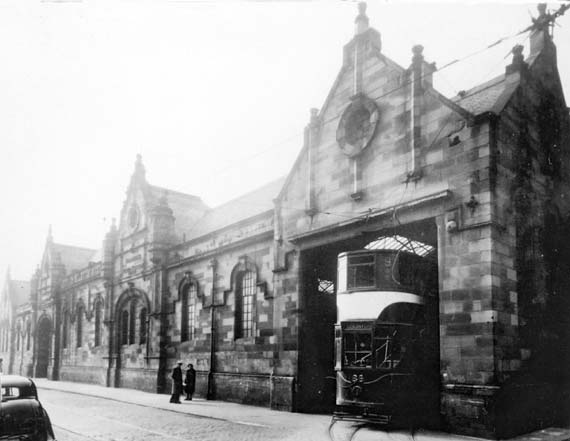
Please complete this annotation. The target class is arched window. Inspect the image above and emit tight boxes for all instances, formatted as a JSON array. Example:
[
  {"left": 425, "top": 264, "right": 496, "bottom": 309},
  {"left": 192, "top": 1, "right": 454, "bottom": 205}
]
[
  {"left": 139, "top": 308, "right": 147, "bottom": 344},
  {"left": 94, "top": 301, "right": 102, "bottom": 347},
  {"left": 62, "top": 311, "right": 69, "bottom": 349},
  {"left": 236, "top": 270, "right": 256, "bottom": 339},
  {"left": 26, "top": 321, "right": 31, "bottom": 351},
  {"left": 120, "top": 310, "right": 129, "bottom": 346},
  {"left": 129, "top": 300, "right": 137, "bottom": 345},
  {"left": 181, "top": 282, "right": 197, "bottom": 342},
  {"left": 76, "top": 306, "right": 84, "bottom": 348}
]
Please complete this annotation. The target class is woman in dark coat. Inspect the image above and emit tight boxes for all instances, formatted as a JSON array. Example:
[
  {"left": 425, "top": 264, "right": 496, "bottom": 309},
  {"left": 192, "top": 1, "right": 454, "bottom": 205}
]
[{"left": 184, "top": 363, "right": 196, "bottom": 400}]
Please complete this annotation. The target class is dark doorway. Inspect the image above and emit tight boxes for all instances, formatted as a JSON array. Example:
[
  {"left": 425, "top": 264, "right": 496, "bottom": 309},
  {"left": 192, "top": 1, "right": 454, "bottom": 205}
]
[
  {"left": 296, "top": 218, "right": 439, "bottom": 415},
  {"left": 36, "top": 317, "right": 52, "bottom": 378}
]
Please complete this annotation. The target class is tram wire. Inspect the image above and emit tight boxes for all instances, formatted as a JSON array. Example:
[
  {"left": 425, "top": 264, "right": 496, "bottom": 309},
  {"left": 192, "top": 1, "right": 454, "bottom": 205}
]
[
  {"left": 185, "top": 12, "right": 566, "bottom": 238},
  {"left": 207, "top": 19, "right": 538, "bottom": 181}
]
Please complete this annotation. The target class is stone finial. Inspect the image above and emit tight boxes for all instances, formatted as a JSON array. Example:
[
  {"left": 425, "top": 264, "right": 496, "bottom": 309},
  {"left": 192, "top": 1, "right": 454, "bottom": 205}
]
[
  {"left": 412, "top": 44, "right": 424, "bottom": 60},
  {"left": 531, "top": 3, "right": 550, "bottom": 31},
  {"left": 512, "top": 45, "right": 524, "bottom": 64},
  {"left": 132, "top": 154, "right": 146, "bottom": 182},
  {"left": 354, "top": 2, "right": 369, "bottom": 35},
  {"left": 309, "top": 108, "right": 319, "bottom": 126},
  {"left": 47, "top": 224, "right": 53, "bottom": 243},
  {"left": 506, "top": 44, "right": 528, "bottom": 75}
]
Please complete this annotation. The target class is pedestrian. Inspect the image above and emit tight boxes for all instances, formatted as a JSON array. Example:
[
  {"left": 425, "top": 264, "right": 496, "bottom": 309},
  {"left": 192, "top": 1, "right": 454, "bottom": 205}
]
[
  {"left": 169, "top": 360, "right": 183, "bottom": 404},
  {"left": 184, "top": 363, "right": 196, "bottom": 401}
]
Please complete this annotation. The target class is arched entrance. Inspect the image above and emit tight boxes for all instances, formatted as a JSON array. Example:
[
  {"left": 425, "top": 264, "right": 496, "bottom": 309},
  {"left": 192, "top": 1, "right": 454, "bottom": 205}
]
[
  {"left": 36, "top": 317, "right": 52, "bottom": 378},
  {"left": 114, "top": 288, "right": 151, "bottom": 389}
]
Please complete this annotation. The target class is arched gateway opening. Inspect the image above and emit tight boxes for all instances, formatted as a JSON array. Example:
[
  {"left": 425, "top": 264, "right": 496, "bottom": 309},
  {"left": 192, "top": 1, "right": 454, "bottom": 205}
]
[
  {"left": 35, "top": 317, "right": 52, "bottom": 378},
  {"left": 296, "top": 218, "right": 440, "bottom": 429}
]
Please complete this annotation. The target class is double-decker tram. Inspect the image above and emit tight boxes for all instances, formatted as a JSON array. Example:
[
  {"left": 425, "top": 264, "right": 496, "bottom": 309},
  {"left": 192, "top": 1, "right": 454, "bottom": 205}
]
[{"left": 332, "top": 244, "right": 440, "bottom": 429}]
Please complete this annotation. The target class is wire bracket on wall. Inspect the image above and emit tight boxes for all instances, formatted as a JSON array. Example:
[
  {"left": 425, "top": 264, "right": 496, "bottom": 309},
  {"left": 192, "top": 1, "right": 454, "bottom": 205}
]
[{"left": 465, "top": 195, "right": 480, "bottom": 215}]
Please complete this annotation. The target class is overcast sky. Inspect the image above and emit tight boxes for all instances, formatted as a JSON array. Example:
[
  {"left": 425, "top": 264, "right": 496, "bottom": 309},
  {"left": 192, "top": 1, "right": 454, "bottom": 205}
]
[{"left": 1, "top": 0, "right": 569, "bottom": 286}]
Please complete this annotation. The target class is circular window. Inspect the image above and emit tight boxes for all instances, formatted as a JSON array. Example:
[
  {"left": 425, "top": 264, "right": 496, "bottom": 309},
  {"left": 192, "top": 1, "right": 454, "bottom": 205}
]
[{"left": 337, "top": 95, "right": 379, "bottom": 157}]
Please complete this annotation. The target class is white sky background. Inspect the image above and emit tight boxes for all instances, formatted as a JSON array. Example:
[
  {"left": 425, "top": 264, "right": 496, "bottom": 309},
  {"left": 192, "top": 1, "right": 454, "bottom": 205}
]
[{"left": 1, "top": 0, "right": 569, "bottom": 285}]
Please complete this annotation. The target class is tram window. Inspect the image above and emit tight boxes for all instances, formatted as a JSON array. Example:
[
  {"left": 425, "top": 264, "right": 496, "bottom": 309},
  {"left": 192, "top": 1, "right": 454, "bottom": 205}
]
[
  {"left": 347, "top": 254, "right": 376, "bottom": 289},
  {"left": 343, "top": 331, "right": 372, "bottom": 368}
]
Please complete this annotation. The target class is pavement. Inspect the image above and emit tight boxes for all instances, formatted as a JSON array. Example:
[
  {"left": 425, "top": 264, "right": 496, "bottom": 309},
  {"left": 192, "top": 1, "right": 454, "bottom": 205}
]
[{"left": 33, "top": 378, "right": 570, "bottom": 441}]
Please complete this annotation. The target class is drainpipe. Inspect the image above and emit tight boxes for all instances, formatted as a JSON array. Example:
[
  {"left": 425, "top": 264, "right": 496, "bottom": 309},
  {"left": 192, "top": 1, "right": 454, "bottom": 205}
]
[
  {"left": 409, "top": 44, "right": 424, "bottom": 181},
  {"left": 156, "top": 262, "right": 170, "bottom": 394},
  {"left": 105, "top": 281, "right": 115, "bottom": 387},
  {"left": 305, "top": 109, "right": 319, "bottom": 217},
  {"left": 52, "top": 292, "right": 61, "bottom": 380},
  {"left": 207, "top": 258, "right": 218, "bottom": 400}
]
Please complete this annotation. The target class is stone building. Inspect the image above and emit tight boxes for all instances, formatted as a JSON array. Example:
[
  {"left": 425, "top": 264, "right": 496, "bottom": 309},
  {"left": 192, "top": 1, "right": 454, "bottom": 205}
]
[
  {"left": 3, "top": 4, "right": 570, "bottom": 438},
  {"left": 0, "top": 270, "right": 31, "bottom": 375}
]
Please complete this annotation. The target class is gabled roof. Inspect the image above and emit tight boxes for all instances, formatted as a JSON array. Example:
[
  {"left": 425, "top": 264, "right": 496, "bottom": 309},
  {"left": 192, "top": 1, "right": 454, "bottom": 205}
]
[
  {"left": 9, "top": 280, "right": 30, "bottom": 307},
  {"left": 51, "top": 243, "right": 98, "bottom": 272},
  {"left": 185, "top": 177, "right": 285, "bottom": 241}
]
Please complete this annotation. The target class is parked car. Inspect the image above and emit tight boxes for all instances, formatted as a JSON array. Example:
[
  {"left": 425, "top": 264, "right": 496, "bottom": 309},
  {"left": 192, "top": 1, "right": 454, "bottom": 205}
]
[{"left": 0, "top": 375, "right": 56, "bottom": 440}]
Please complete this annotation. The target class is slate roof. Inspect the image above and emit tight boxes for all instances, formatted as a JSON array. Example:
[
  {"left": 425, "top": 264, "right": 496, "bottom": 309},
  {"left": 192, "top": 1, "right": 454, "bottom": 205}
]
[
  {"left": 453, "top": 74, "right": 517, "bottom": 116},
  {"left": 148, "top": 185, "right": 209, "bottom": 241},
  {"left": 51, "top": 243, "right": 98, "bottom": 272},
  {"left": 185, "top": 177, "right": 286, "bottom": 241},
  {"left": 9, "top": 280, "right": 30, "bottom": 307}
]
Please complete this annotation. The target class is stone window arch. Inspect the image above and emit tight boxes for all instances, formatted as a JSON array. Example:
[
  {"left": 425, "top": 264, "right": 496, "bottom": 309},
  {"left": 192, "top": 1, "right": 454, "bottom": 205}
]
[
  {"left": 231, "top": 257, "right": 259, "bottom": 340},
  {"left": 115, "top": 287, "right": 151, "bottom": 347},
  {"left": 180, "top": 277, "right": 199, "bottom": 342},
  {"left": 236, "top": 270, "right": 256, "bottom": 339}
]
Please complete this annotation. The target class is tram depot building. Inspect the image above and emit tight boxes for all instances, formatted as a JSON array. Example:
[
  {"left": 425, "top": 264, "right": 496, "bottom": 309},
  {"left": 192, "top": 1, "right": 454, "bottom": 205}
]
[{"left": 1, "top": 4, "right": 570, "bottom": 439}]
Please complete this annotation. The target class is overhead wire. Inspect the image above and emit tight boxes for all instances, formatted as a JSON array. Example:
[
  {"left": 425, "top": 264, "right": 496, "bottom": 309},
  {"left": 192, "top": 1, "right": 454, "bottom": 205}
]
[
  {"left": 197, "top": 7, "right": 568, "bottom": 225},
  {"left": 211, "top": 18, "right": 539, "bottom": 182}
]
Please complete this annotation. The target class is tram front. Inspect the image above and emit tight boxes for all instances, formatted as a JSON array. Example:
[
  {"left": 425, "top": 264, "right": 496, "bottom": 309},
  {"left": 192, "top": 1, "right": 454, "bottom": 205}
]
[{"left": 334, "top": 247, "right": 439, "bottom": 428}]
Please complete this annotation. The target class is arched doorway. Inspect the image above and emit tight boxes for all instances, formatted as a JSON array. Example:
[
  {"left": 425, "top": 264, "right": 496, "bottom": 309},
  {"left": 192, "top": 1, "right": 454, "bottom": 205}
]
[
  {"left": 36, "top": 317, "right": 52, "bottom": 378},
  {"left": 114, "top": 288, "right": 151, "bottom": 389}
]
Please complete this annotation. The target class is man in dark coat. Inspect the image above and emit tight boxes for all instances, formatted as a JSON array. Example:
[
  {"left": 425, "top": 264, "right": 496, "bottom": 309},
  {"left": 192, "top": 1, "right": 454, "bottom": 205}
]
[
  {"left": 184, "top": 363, "right": 196, "bottom": 401},
  {"left": 169, "top": 361, "right": 183, "bottom": 403}
]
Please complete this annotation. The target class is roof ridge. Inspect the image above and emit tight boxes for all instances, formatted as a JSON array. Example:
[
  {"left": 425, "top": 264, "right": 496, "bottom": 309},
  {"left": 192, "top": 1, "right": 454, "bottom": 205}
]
[
  {"left": 209, "top": 177, "right": 286, "bottom": 210},
  {"left": 149, "top": 184, "right": 204, "bottom": 201},
  {"left": 454, "top": 74, "right": 506, "bottom": 100},
  {"left": 52, "top": 242, "right": 97, "bottom": 252}
]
